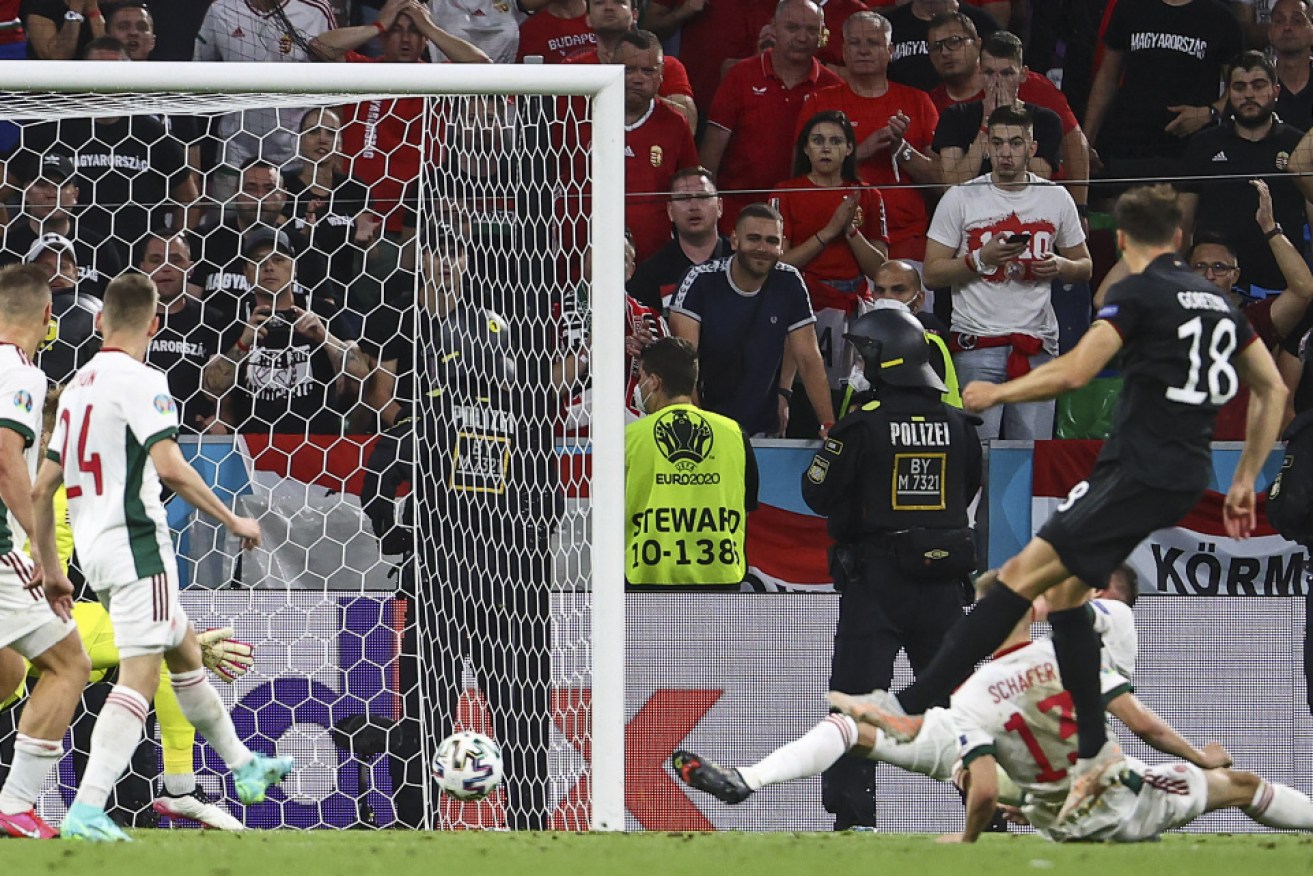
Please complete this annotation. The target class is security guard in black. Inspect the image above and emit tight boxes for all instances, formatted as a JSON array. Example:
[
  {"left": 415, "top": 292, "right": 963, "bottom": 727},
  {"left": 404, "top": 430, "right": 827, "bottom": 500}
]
[{"left": 800, "top": 307, "right": 981, "bottom": 831}]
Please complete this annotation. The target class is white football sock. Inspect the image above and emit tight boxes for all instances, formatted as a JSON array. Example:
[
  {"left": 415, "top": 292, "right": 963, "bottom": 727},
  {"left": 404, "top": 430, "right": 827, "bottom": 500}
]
[
  {"left": 171, "top": 669, "right": 252, "bottom": 769},
  {"left": 1246, "top": 780, "right": 1313, "bottom": 830},
  {"left": 75, "top": 686, "right": 149, "bottom": 810},
  {"left": 737, "top": 714, "right": 858, "bottom": 791},
  {"left": 0, "top": 734, "right": 62, "bottom": 814}
]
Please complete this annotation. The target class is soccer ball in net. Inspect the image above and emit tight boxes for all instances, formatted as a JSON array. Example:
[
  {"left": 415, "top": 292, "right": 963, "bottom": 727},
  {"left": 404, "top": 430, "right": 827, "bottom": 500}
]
[{"left": 432, "top": 731, "right": 505, "bottom": 801}]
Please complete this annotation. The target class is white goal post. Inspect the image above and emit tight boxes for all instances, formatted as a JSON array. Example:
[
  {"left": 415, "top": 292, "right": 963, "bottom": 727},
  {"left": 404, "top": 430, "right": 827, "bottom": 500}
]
[{"left": 0, "top": 60, "right": 626, "bottom": 832}]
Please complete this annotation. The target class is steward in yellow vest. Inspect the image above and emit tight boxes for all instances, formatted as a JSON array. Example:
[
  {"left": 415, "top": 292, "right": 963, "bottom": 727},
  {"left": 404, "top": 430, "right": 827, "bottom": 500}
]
[{"left": 626, "top": 338, "right": 759, "bottom": 588}]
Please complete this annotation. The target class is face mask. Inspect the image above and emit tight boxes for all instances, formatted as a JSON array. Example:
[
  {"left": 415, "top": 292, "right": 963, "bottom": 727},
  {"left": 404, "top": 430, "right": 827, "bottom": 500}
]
[
  {"left": 632, "top": 378, "right": 651, "bottom": 414},
  {"left": 846, "top": 362, "right": 871, "bottom": 395}
]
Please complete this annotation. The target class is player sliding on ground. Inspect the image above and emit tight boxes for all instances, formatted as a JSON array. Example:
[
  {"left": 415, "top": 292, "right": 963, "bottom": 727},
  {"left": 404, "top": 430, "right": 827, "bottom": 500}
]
[
  {"left": 919, "top": 575, "right": 1313, "bottom": 842},
  {"left": 29, "top": 273, "right": 293, "bottom": 842},
  {"left": 823, "top": 184, "right": 1287, "bottom": 826},
  {"left": 675, "top": 569, "right": 1138, "bottom": 809}
]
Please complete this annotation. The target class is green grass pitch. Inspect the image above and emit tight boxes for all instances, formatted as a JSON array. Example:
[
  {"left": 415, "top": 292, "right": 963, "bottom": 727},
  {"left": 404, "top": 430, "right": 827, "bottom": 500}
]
[{"left": 4, "top": 831, "right": 1311, "bottom": 876}]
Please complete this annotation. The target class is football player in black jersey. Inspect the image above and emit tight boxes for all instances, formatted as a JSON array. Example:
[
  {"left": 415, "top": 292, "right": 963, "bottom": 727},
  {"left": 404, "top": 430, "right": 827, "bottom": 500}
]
[{"left": 827, "top": 184, "right": 1287, "bottom": 830}]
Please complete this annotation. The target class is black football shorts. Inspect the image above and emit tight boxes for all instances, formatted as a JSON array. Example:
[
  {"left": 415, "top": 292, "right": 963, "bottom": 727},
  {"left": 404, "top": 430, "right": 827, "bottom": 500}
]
[{"left": 1038, "top": 459, "right": 1202, "bottom": 588}]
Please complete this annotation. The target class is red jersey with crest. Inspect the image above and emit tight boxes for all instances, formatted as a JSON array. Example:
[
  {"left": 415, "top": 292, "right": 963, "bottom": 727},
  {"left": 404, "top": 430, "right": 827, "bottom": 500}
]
[
  {"left": 339, "top": 54, "right": 439, "bottom": 233},
  {"left": 626, "top": 101, "right": 700, "bottom": 263},
  {"left": 516, "top": 9, "right": 596, "bottom": 62},
  {"left": 799, "top": 82, "right": 939, "bottom": 260}
]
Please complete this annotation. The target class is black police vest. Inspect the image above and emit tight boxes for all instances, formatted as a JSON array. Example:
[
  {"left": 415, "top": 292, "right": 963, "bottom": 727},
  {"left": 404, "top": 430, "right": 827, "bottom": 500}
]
[{"left": 851, "top": 399, "right": 973, "bottom": 535}]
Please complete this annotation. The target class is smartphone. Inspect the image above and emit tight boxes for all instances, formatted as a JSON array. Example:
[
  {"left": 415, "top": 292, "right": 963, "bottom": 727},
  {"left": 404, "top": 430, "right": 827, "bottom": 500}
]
[{"left": 1005, "top": 233, "right": 1032, "bottom": 245}]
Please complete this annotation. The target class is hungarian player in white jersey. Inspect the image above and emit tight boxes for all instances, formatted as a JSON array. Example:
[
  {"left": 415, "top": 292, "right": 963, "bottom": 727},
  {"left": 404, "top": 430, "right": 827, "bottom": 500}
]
[
  {"left": 673, "top": 568, "right": 1138, "bottom": 807},
  {"left": 0, "top": 264, "right": 92, "bottom": 840},
  {"left": 29, "top": 273, "right": 293, "bottom": 842},
  {"left": 940, "top": 579, "right": 1313, "bottom": 843}
]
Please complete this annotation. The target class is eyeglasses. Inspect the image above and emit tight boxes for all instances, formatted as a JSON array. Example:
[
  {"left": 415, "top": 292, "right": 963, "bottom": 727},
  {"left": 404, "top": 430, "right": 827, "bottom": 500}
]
[
  {"left": 1191, "top": 261, "right": 1239, "bottom": 275},
  {"left": 929, "top": 35, "right": 972, "bottom": 53}
]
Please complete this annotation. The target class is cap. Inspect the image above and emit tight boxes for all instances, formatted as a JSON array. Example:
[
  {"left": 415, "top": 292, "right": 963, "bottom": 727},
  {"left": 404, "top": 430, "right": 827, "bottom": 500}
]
[
  {"left": 242, "top": 227, "right": 298, "bottom": 259},
  {"left": 23, "top": 232, "right": 77, "bottom": 265},
  {"left": 12, "top": 152, "right": 75, "bottom": 186}
]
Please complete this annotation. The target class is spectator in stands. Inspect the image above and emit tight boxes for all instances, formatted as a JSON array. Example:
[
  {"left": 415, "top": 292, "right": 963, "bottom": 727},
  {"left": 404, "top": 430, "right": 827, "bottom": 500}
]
[
  {"left": 203, "top": 227, "right": 367, "bottom": 435},
  {"left": 799, "top": 12, "right": 940, "bottom": 265},
  {"left": 670, "top": 202, "right": 836, "bottom": 437},
  {"left": 25, "top": 0, "right": 104, "bottom": 59},
  {"left": 23, "top": 232, "right": 102, "bottom": 384},
  {"left": 517, "top": 0, "right": 594, "bottom": 62},
  {"left": 280, "top": 108, "right": 377, "bottom": 300},
  {"left": 566, "top": 0, "right": 698, "bottom": 130},
  {"left": 923, "top": 105, "right": 1090, "bottom": 441},
  {"left": 619, "top": 31, "right": 699, "bottom": 264},
  {"left": 628, "top": 166, "right": 732, "bottom": 314},
  {"left": 931, "top": 21, "right": 1063, "bottom": 185},
  {"left": 194, "top": 0, "right": 337, "bottom": 202},
  {"left": 192, "top": 158, "right": 318, "bottom": 316},
  {"left": 1083, "top": 0, "right": 1242, "bottom": 183},
  {"left": 426, "top": 0, "right": 523, "bottom": 63},
  {"left": 15, "top": 37, "right": 196, "bottom": 263},
  {"left": 1271, "top": 0, "right": 1313, "bottom": 132},
  {"left": 885, "top": 0, "right": 998, "bottom": 93},
  {"left": 315, "top": 0, "right": 490, "bottom": 253},
  {"left": 105, "top": 0, "right": 153, "bottom": 60},
  {"left": 641, "top": 0, "right": 766, "bottom": 117},
  {"left": 1181, "top": 52, "right": 1307, "bottom": 296},
  {"left": 870, "top": 258, "right": 958, "bottom": 403},
  {"left": 701, "top": 0, "right": 842, "bottom": 234},
  {"left": 774, "top": 110, "right": 888, "bottom": 431},
  {"left": 1, "top": 152, "right": 123, "bottom": 297},
  {"left": 139, "top": 230, "right": 227, "bottom": 433}
]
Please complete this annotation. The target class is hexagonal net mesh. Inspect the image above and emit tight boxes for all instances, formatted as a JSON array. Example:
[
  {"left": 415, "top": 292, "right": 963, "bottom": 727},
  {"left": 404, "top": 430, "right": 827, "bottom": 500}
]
[{"left": 0, "top": 74, "right": 619, "bottom": 832}]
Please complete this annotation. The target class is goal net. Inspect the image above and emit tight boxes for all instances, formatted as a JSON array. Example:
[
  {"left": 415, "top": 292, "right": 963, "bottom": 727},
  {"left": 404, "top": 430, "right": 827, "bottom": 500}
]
[{"left": 0, "top": 61, "right": 625, "bottom": 832}]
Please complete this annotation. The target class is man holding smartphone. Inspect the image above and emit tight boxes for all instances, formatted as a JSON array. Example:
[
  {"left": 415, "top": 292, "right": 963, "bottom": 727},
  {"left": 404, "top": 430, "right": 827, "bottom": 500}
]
[
  {"left": 922, "top": 104, "right": 1091, "bottom": 441},
  {"left": 201, "top": 228, "right": 369, "bottom": 435}
]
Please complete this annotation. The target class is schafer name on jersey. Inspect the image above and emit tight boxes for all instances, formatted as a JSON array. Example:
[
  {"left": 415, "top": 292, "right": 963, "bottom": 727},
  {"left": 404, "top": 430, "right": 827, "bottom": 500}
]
[{"left": 889, "top": 421, "right": 951, "bottom": 446}]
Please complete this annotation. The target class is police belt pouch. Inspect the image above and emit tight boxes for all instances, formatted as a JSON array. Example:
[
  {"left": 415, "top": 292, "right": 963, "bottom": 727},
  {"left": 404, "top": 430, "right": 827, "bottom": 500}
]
[{"left": 886, "top": 527, "right": 976, "bottom": 581}]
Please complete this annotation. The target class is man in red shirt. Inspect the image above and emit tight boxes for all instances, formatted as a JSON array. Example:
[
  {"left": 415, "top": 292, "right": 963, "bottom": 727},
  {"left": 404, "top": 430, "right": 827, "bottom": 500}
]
[
  {"left": 314, "top": 0, "right": 491, "bottom": 235},
  {"left": 641, "top": 0, "right": 771, "bottom": 117},
  {"left": 565, "top": 0, "right": 697, "bottom": 129},
  {"left": 619, "top": 33, "right": 700, "bottom": 263},
  {"left": 799, "top": 11, "right": 939, "bottom": 262},
  {"left": 928, "top": 28, "right": 1088, "bottom": 210},
  {"left": 516, "top": 0, "right": 594, "bottom": 62},
  {"left": 702, "top": 0, "right": 842, "bottom": 234}
]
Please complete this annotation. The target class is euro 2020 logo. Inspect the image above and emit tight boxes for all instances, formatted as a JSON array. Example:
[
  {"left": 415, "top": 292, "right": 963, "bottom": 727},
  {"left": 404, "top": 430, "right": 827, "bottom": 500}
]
[{"left": 653, "top": 408, "right": 714, "bottom": 470}]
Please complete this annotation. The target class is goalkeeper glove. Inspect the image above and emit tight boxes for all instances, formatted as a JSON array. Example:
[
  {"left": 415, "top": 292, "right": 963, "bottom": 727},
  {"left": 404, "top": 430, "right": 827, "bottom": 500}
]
[{"left": 198, "top": 627, "right": 255, "bottom": 683}]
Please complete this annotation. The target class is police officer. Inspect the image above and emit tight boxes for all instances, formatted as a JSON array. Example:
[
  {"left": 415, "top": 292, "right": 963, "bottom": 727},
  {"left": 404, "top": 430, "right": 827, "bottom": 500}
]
[
  {"left": 370, "top": 229, "right": 557, "bottom": 831},
  {"left": 801, "top": 308, "right": 981, "bottom": 831},
  {"left": 626, "top": 337, "right": 759, "bottom": 589}
]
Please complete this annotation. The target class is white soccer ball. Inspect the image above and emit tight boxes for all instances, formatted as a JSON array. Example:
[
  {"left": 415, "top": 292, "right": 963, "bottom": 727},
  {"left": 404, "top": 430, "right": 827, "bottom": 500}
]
[{"left": 432, "top": 731, "right": 504, "bottom": 801}]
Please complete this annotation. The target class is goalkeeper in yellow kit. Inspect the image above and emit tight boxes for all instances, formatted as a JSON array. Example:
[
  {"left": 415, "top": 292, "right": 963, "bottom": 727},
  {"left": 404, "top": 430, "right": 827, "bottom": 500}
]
[{"left": 0, "top": 389, "right": 255, "bottom": 831}]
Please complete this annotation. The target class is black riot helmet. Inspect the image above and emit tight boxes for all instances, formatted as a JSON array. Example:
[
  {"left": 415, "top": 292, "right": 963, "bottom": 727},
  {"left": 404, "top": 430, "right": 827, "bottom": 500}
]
[{"left": 843, "top": 308, "right": 947, "bottom": 393}]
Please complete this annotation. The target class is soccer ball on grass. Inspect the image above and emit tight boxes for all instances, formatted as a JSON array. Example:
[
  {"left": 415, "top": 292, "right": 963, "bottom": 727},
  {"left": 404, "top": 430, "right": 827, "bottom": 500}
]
[{"left": 432, "top": 730, "right": 504, "bottom": 801}]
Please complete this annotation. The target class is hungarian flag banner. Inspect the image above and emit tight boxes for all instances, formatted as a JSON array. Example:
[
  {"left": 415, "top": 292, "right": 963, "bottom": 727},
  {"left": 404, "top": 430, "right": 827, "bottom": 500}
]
[{"left": 1030, "top": 441, "right": 1307, "bottom": 597}]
